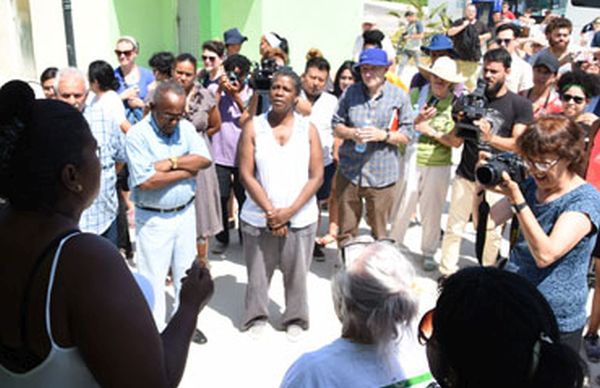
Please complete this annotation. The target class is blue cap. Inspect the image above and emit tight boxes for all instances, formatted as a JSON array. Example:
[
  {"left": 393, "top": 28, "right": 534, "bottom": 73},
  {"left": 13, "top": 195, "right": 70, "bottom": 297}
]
[
  {"left": 223, "top": 28, "right": 248, "bottom": 45},
  {"left": 357, "top": 48, "right": 390, "bottom": 67},
  {"left": 421, "top": 34, "right": 455, "bottom": 54}
]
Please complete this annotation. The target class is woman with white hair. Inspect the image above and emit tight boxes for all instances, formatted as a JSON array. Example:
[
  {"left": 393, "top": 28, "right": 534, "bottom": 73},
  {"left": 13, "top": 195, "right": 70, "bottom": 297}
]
[{"left": 281, "top": 242, "right": 432, "bottom": 387}]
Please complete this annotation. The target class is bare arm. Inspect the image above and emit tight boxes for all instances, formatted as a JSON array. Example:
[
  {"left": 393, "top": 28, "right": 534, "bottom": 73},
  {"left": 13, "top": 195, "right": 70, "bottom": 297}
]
[
  {"left": 447, "top": 20, "right": 468, "bottom": 37},
  {"left": 206, "top": 105, "right": 221, "bottom": 137},
  {"left": 65, "top": 235, "right": 213, "bottom": 388},
  {"left": 479, "top": 121, "right": 527, "bottom": 153},
  {"left": 120, "top": 120, "right": 132, "bottom": 134}
]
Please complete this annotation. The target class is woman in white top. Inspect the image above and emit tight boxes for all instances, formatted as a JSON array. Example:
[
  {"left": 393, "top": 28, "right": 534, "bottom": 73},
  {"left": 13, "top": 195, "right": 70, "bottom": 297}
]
[
  {"left": 239, "top": 68, "right": 323, "bottom": 340},
  {"left": 0, "top": 81, "right": 214, "bottom": 387},
  {"left": 88, "top": 60, "right": 131, "bottom": 133}
]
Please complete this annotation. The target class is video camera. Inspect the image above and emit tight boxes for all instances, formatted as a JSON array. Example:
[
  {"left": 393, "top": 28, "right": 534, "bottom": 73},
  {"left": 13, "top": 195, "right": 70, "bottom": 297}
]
[
  {"left": 452, "top": 79, "right": 489, "bottom": 140},
  {"left": 475, "top": 152, "right": 526, "bottom": 186},
  {"left": 251, "top": 58, "right": 279, "bottom": 91}
]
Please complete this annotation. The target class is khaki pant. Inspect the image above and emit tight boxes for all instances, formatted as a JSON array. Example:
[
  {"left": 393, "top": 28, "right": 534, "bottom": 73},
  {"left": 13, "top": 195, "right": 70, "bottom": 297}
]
[
  {"left": 439, "top": 175, "right": 504, "bottom": 275},
  {"left": 336, "top": 174, "right": 396, "bottom": 246}
]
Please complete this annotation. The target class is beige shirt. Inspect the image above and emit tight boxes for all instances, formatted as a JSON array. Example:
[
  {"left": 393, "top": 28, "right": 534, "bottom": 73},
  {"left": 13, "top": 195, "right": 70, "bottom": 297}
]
[{"left": 506, "top": 53, "right": 534, "bottom": 94}]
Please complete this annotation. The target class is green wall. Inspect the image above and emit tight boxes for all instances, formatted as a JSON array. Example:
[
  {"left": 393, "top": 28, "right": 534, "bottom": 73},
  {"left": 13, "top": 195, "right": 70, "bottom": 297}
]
[{"left": 112, "top": 0, "right": 178, "bottom": 66}]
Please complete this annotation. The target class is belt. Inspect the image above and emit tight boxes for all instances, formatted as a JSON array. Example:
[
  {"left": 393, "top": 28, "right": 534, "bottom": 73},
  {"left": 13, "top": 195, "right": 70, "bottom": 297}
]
[{"left": 136, "top": 197, "right": 195, "bottom": 213}]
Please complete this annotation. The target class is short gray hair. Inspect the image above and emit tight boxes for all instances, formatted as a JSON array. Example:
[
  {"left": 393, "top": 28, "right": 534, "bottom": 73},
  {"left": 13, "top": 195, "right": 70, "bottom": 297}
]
[
  {"left": 152, "top": 80, "right": 185, "bottom": 107},
  {"left": 54, "top": 67, "right": 88, "bottom": 93},
  {"left": 332, "top": 242, "right": 418, "bottom": 348}
]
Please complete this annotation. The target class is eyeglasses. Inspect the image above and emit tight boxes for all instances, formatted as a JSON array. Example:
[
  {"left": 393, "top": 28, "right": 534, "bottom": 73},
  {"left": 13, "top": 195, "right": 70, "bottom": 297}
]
[
  {"left": 524, "top": 158, "right": 560, "bottom": 172},
  {"left": 418, "top": 308, "right": 435, "bottom": 345},
  {"left": 560, "top": 93, "right": 586, "bottom": 104},
  {"left": 496, "top": 38, "right": 513, "bottom": 46},
  {"left": 115, "top": 49, "right": 134, "bottom": 57},
  {"left": 156, "top": 110, "right": 184, "bottom": 122},
  {"left": 202, "top": 55, "right": 218, "bottom": 62}
]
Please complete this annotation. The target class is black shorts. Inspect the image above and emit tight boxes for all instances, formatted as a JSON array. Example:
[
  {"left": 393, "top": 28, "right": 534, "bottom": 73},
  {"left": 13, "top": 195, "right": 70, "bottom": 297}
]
[{"left": 316, "top": 162, "right": 337, "bottom": 201}]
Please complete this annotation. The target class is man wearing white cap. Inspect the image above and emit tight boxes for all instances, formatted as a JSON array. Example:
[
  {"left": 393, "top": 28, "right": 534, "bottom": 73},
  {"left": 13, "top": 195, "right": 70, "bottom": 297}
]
[
  {"left": 389, "top": 57, "right": 464, "bottom": 271},
  {"left": 352, "top": 16, "right": 396, "bottom": 66}
]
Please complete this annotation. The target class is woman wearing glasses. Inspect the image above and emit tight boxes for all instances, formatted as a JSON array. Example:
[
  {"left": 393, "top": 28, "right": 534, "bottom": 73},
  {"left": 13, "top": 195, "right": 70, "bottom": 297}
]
[
  {"left": 114, "top": 36, "right": 155, "bottom": 124},
  {"left": 475, "top": 115, "right": 600, "bottom": 354},
  {"left": 282, "top": 242, "right": 433, "bottom": 387},
  {"left": 419, "top": 267, "right": 583, "bottom": 388},
  {"left": 557, "top": 70, "right": 599, "bottom": 128}
]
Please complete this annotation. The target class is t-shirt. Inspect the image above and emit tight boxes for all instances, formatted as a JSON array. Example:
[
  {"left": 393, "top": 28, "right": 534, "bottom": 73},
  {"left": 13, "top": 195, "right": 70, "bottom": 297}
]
[
  {"left": 405, "top": 21, "right": 424, "bottom": 51},
  {"left": 456, "top": 90, "right": 534, "bottom": 181},
  {"left": 505, "top": 54, "right": 534, "bottom": 94},
  {"left": 89, "top": 90, "right": 127, "bottom": 126},
  {"left": 451, "top": 18, "right": 490, "bottom": 62},
  {"left": 301, "top": 90, "right": 339, "bottom": 166},
  {"left": 507, "top": 179, "right": 600, "bottom": 332}
]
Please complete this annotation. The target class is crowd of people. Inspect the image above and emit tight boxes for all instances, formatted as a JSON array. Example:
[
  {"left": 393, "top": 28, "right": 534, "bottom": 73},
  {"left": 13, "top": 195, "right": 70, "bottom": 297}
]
[{"left": 2, "top": 3, "right": 600, "bottom": 387}]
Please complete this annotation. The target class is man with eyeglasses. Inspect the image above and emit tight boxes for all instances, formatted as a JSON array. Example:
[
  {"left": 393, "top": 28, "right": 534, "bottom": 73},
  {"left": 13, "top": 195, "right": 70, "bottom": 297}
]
[
  {"left": 495, "top": 24, "right": 533, "bottom": 94},
  {"left": 114, "top": 36, "right": 155, "bottom": 124},
  {"left": 126, "top": 80, "right": 212, "bottom": 330},
  {"left": 55, "top": 67, "right": 126, "bottom": 247}
]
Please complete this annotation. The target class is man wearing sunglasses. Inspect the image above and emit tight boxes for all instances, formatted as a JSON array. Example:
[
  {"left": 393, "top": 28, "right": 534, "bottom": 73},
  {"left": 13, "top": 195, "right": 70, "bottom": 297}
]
[
  {"left": 126, "top": 80, "right": 212, "bottom": 330},
  {"left": 114, "top": 36, "right": 155, "bottom": 124},
  {"left": 495, "top": 24, "right": 533, "bottom": 94}
]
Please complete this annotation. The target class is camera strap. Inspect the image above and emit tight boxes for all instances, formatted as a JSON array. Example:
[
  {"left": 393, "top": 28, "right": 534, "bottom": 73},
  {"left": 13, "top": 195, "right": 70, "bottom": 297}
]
[{"left": 475, "top": 192, "right": 489, "bottom": 266}]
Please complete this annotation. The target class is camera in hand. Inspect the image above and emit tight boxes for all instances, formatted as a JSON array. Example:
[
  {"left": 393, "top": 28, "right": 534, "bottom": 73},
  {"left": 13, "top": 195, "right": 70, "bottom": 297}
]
[
  {"left": 427, "top": 95, "right": 440, "bottom": 108},
  {"left": 251, "top": 58, "right": 279, "bottom": 91},
  {"left": 452, "top": 79, "right": 489, "bottom": 140},
  {"left": 227, "top": 71, "right": 239, "bottom": 84},
  {"left": 475, "top": 152, "right": 526, "bottom": 186}
]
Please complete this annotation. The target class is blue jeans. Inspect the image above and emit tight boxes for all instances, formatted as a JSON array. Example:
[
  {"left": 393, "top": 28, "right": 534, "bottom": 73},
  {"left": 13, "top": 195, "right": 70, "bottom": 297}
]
[{"left": 100, "top": 217, "right": 119, "bottom": 247}]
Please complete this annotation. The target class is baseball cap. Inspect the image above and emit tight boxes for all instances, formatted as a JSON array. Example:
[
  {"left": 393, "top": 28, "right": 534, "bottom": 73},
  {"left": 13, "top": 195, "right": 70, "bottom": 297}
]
[
  {"left": 223, "top": 28, "right": 248, "bottom": 45},
  {"left": 533, "top": 51, "right": 559, "bottom": 74},
  {"left": 356, "top": 48, "right": 390, "bottom": 67}
]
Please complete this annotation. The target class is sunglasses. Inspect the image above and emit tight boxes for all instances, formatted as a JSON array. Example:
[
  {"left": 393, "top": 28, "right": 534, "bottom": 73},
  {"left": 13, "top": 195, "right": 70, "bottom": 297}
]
[
  {"left": 524, "top": 158, "right": 560, "bottom": 172},
  {"left": 496, "top": 38, "right": 513, "bottom": 46},
  {"left": 560, "top": 93, "right": 586, "bottom": 104},
  {"left": 115, "top": 49, "right": 134, "bottom": 57},
  {"left": 418, "top": 308, "right": 435, "bottom": 345},
  {"left": 156, "top": 110, "right": 184, "bottom": 122},
  {"left": 202, "top": 55, "right": 218, "bottom": 62}
]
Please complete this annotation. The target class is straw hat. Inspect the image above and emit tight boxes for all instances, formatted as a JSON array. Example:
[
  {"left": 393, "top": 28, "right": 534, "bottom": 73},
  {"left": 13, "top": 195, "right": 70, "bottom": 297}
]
[{"left": 418, "top": 57, "right": 464, "bottom": 84}]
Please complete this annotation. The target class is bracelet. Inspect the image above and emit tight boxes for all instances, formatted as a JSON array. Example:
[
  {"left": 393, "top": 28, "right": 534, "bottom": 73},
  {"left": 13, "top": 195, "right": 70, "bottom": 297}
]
[{"left": 511, "top": 201, "right": 528, "bottom": 214}]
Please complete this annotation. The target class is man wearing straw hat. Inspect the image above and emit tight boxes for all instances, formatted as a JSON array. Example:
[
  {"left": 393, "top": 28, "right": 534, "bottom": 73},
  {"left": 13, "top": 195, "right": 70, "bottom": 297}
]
[{"left": 390, "top": 57, "right": 464, "bottom": 271}]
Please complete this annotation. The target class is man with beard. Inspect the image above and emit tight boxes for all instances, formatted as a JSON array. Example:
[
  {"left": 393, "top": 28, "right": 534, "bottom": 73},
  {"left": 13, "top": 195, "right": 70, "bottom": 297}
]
[
  {"left": 529, "top": 17, "right": 575, "bottom": 74},
  {"left": 297, "top": 56, "right": 339, "bottom": 259},
  {"left": 437, "top": 48, "right": 534, "bottom": 275}
]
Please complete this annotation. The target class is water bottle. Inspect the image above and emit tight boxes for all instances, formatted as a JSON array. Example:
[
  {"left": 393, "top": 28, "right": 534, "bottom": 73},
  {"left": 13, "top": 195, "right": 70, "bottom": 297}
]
[{"left": 354, "top": 119, "right": 370, "bottom": 153}]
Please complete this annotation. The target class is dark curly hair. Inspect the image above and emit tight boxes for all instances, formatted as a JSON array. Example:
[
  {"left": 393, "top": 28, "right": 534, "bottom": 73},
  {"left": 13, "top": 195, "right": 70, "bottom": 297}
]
[
  {"left": 517, "top": 115, "right": 586, "bottom": 175},
  {"left": 432, "top": 267, "right": 583, "bottom": 388},
  {"left": 557, "top": 70, "right": 600, "bottom": 99},
  {"left": 148, "top": 51, "right": 175, "bottom": 78},
  {"left": 0, "top": 81, "right": 91, "bottom": 213}
]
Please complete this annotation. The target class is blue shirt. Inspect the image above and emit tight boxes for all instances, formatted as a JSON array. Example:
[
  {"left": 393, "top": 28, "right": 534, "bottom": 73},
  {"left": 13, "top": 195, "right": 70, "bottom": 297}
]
[
  {"left": 114, "top": 66, "right": 155, "bottom": 124},
  {"left": 507, "top": 178, "right": 600, "bottom": 332},
  {"left": 332, "top": 81, "right": 413, "bottom": 188},
  {"left": 79, "top": 103, "right": 126, "bottom": 234},
  {"left": 126, "top": 114, "right": 211, "bottom": 209}
]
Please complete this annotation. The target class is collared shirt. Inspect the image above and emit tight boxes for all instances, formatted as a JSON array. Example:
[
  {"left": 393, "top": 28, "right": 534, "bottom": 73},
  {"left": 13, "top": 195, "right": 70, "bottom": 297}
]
[
  {"left": 126, "top": 114, "right": 211, "bottom": 209},
  {"left": 332, "top": 81, "right": 413, "bottom": 188},
  {"left": 301, "top": 90, "right": 338, "bottom": 167},
  {"left": 79, "top": 100, "right": 126, "bottom": 235}
]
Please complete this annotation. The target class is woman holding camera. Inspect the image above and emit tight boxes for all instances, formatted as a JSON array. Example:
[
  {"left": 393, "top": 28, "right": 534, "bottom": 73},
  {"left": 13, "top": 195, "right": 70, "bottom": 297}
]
[{"left": 477, "top": 116, "right": 600, "bottom": 353}]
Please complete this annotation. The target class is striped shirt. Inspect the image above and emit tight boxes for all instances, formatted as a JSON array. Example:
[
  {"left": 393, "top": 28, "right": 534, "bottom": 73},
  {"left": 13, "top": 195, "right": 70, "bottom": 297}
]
[{"left": 332, "top": 81, "right": 413, "bottom": 188}]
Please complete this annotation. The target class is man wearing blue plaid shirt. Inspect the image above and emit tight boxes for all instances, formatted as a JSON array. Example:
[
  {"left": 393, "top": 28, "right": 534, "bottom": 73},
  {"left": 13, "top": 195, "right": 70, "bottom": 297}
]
[
  {"left": 333, "top": 48, "right": 413, "bottom": 246},
  {"left": 55, "top": 68, "right": 126, "bottom": 245}
]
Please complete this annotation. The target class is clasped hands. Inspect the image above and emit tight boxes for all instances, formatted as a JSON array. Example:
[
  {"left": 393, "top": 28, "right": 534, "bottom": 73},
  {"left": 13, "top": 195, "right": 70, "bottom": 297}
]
[
  {"left": 266, "top": 207, "right": 294, "bottom": 237},
  {"left": 354, "top": 126, "right": 387, "bottom": 144}
]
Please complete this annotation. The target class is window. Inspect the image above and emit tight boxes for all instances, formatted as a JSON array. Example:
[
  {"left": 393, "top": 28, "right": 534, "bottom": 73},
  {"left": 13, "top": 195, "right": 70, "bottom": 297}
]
[{"left": 572, "top": 0, "right": 600, "bottom": 7}]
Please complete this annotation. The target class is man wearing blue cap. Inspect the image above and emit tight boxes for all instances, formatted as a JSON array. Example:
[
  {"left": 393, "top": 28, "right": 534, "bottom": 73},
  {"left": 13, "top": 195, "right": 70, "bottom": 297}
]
[
  {"left": 223, "top": 27, "right": 248, "bottom": 57},
  {"left": 332, "top": 48, "right": 414, "bottom": 246}
]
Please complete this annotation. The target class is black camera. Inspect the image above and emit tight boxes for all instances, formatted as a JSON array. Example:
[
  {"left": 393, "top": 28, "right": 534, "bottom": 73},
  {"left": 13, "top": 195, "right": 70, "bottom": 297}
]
[
  {"left": 227, "top": 71, "right": 239, "bottom": 84},
  {"left": 453, "top": 79, "right": 489, "bottom": 140},
  {"left": 251, "top": 58, "right": 279, "bottom": 91},
  {"left": 475, "top": 152, "right": 527, "bottom": 186}
]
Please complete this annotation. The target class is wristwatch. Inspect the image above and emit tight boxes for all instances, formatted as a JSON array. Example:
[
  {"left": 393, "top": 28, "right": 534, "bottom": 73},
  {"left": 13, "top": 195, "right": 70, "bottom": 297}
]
[
  {"left": 511, "top": 201, "right": 528, "bottom": 214},
  {"left": 384, "top": 132, "right": 390, "bottom": 143},
  {"left": 169, "top": 156, "right": 178, "bottom": 170}
]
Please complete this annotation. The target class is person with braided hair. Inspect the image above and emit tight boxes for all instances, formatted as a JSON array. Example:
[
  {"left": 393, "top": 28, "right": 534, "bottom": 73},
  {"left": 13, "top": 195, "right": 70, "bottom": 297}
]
[{"left": 0, "top": 81, "right": 214, "bottom": 387}]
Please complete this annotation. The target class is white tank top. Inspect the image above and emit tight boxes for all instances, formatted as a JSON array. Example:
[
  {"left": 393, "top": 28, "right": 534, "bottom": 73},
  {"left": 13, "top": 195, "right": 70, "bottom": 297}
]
[
  {"left": 0, "top": 232, "right": 101, "bottom": 387},
  {"left": 241, "top": 112, "right": 318, "bottom": 228}
]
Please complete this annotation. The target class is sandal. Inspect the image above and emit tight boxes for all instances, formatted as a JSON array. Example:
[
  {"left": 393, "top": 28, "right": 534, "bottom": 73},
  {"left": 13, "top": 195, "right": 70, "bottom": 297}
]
[{"left": 317, "top": 233, "right": 337, "bottom": 246}]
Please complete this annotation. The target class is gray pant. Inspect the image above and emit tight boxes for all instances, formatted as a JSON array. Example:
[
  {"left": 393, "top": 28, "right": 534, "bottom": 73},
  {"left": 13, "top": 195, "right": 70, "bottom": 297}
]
[{"left": 241, "top": 221, "right": 317, "bottom": 330}]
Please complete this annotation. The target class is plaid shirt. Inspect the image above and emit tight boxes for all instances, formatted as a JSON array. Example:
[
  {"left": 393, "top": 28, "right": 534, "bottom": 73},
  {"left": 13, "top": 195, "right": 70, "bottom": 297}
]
[
  {"left": 332, "top": 81, "right": 413, "bottom": 188},
  {"left": 79, "top": 104, "right": 126, "bottom": 234}
]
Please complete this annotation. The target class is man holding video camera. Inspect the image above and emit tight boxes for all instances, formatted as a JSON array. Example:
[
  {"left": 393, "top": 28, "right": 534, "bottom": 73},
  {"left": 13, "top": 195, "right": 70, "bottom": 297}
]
[{"left": 438, "top": 48, "right": 533, "bottom": 275}]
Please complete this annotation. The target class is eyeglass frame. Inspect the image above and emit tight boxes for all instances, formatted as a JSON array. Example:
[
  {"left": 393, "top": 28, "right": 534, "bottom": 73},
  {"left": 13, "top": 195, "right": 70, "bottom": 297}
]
[
  {"left": 115, "top": 49, "right": 135, "bottom": 57},
  {"left": 523, "top": 157, "right": 561, "bottom": 172},
  {"left": 155, "top": 110, "right": 184, "bottom": 122}
]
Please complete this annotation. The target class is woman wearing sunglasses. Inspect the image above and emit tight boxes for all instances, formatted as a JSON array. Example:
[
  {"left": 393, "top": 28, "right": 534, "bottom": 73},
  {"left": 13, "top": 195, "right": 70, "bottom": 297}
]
[
  {"left": 282, "top": 242, "right": 433, "bottom": 387},
  {"left": 419, "top": 267, "right": 583, "bottom": 388},
  {"left": 557, "top": 70, "right": 599, "bottom": 128},
  {"left": 475, "top": 115, "right": 600, "bottom": 354},
  {"left": 198, "top": 40, "right": 225, "bottom": 91}
]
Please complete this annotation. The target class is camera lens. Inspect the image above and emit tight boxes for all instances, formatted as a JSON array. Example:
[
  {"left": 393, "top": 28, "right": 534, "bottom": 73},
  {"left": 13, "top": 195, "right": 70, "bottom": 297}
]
[{"left": 476, "top": 164, "right": 501, "bottom": 186}]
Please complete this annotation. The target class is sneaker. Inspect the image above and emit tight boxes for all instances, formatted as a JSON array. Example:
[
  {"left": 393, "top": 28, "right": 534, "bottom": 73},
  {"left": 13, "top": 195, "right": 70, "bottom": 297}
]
[
  {"left": 313, "top": 243, "right": 325, "bottom": 262},
  {"left": 248, "top": 320, "right": 267, "bottom": 340},
  {"left": 584, "top": 334, "right": 600, "bottom": 363},
  {"left": 211, "top": 241, "right": 228, "bottom": 254},
  {"left": 286, "top": 324, "right": 304, "bottom": 342},
  {"left": 423, "top": 256, "right": 438, "bottom": 272},
  {"left": 191, "top": 328, "right": 207, "bottom": 344}
]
